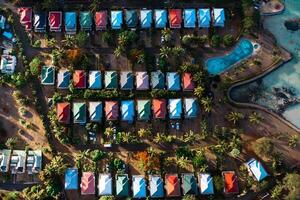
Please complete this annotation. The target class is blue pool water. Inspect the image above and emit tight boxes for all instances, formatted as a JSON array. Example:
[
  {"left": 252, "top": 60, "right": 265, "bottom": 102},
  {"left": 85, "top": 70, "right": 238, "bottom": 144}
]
[
  {"left": 230, "top": 0, "right": 300, "bottom": 128},
  {"left": 205, "top": 39, "right": 254, "bottom": 75}
]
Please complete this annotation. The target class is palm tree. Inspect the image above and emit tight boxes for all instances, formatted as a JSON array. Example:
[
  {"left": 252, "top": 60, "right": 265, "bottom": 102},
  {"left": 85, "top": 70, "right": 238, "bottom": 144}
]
[
  {"left": 159, "top": 46, "right": 171, "bottom": 59},
  {"left": 137, "top": 128, "right": 151, "bottom": 139},
  {"left": 227, "top": 112, "right": 244, "bottom": 124},
  {"left": 5, "top": 137, "right": 18, "bottom": 150},
  {"left": 249, "top": 112, "right": 263, "bottom": 124},
  {"left": 201, "top": 97, "right": 213, "bottom": 113},
  {"left": 176, "top": 156, "right": 189, "bottom": 169},
  {"left": 194, "top": 86, "right": 205, "bottom": 99},
  {"left": 114, "top": 46, "right": 124, "bottom": 58},
  {"left": 62, "top": 35, "right": 76, "bottom": 48},
  {"left": 172, "top": 46, "right": 185, "bottom": 57},
  {"left": 161, "top": 28, "right": 172, "bottom": 42},
  {"left": 154, "top": 133, "right": 164, "bottom": 143}
]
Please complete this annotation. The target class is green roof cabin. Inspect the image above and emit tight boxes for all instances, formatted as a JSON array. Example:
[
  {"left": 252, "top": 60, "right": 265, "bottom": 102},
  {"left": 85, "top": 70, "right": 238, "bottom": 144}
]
[
  {"left": 137, "top": 100, "right": 151, "bottom": 121},
  {"left": 182, "top": 173, "right": 198, "bottom": 195},
  {"left": 73, "top": 102, "right": 86, "bottom": 124},
  {"left": 79, "top": 11, "right": 92, "bottom": 31}
]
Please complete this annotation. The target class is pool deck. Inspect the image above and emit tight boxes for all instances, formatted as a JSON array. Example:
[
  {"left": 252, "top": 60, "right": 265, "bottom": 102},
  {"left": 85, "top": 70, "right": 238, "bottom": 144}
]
[{"left": 226, "top": 29, "right": 299, "bottom": 132}]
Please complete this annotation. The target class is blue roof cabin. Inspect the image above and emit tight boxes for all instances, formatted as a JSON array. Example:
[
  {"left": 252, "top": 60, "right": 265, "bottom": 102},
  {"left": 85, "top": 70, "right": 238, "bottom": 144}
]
[
  {"left": 151, "top": 70, "right": 165, "bottom": 89},
  {"left": 132, "top": 175, "right": 147, "bottom": 199},
  {"left": 184, "top": 9, "right": 196, "bottom": 28},
  {"left": 57, "top": 69, "right": 70, "bottom": 89},
  {"left": 246, "top": 159, "right": 268, "bottom": 182},
  {"left": 168, "top": 99, "right": 182, "bottom": 119},
  {"left": 65, "top": 12, "right": 77, "bottom": 34},
  {"left": 198, "top": 173, "right": 214, "bottom": 195},
  {"left": 184, "top": 98, "right": 198, "bottom": 118},
  {"left": 41, "top": 66, "right": 55, "bottom": 85},
  {"left": 34, "top": 12, "right": 46, "bottom": 32},
  {"left": 149, "top": 175, "right": 164, "bottom": 198},
  {"left": 154, "top": 9, "right": 167, "bottom": 28},
  {"left": 120, "top": 71, "right": 134, "bottom": 90},
  {"left": 0, "top": 15, "right": 6, "bottom": 30},
  {"left": 111, "top": 10, "right": 123, "bottom": 29},
  {"left": 140, "top": 10, "right": 152, "bottom": 28},
  {"left": 213, "top": 8, "right": 225, "bottom": 27},
  {"left": 89, "top": 70, "right": 102, "bottom": 89},
  {"left": 167, "top": 72, "right": 181, "bottom": 91},
  {"left": 126, "top": 10, "right": 138, "bottom": 28},
  {"left": 198, "top": 9, "right": 211, "bottom": 28},
  {"left": 89, "top": 102, "right": 102, "bottom": 122},
  {"left": 121, "top": 100, "right": 135, "bottom": 122},
  {"left": 65, "top": 168, "right": 78, "bottom": 190}
]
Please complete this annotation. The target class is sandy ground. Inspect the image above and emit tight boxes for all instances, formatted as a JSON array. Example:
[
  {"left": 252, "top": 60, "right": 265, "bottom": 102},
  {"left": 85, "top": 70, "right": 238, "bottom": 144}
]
[{"left": 0, "top": 86, "right": 49, "bottom": 152}]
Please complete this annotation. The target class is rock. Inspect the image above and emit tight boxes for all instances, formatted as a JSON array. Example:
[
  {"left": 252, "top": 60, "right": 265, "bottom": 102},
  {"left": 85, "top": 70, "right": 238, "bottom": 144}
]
[{"left": 284, "top": 19, "right": 300, "bottom": 31}]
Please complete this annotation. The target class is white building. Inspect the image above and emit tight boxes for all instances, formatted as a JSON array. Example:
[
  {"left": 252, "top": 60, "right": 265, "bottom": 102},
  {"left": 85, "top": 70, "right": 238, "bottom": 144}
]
[{"left": 0, "top": 54, "right": 16, "bottom": 74}]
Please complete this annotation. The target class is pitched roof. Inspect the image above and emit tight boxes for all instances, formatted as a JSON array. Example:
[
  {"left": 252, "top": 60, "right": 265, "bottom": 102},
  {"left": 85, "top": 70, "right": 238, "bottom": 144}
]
[
  {"left": 169, "top": 99, "right": 182, "bottom": 119},
  {"left": 0, "top": 15, "right": 6, "bottom": 30},
  {"left": 57, "top": 102, "right": 70, "bottom": 124},
  {"left": 0, "top": 55, "right": 16, "bottom": 74},
  {"left": 184, "top": 9, "right": 196, "bottom": 28},
  {"left": 167, "top": 72, "right": 181, "bottom": 91},
  {"left": 18, "top": 7, "right": 32, "bottom": 30},
  {"left": 89, "top": 102, "right": 102, "bottom": 122},
  {"left": 111, "top": 10, "right": 123, "bottom": 29},
  {"left": 120, "top": 71, "right": 134, "bottom": 90},
  {"left": 34, "top": 12, "right": 46, "bottom": 32},
  {"left": 57, "top": 69, "right": 70, "bottom": 89},
  {"left": 182, "top": 173, "right": 198, "bottom": 195},
  {"left": 89, "top": 70, "right": 102, "bottom": 89},
  {"left": 98, "top": 174, "right": 112, "bottom": 196},
  {"left": 184, "top": 98, "right": 198, "bottom": 118},
  {"left": 65, "top": 12, "right": 77, "bottom": 33},
  {"left": 140, "top": 10, "right": 152, "bottom": 28},
  {"left": 137, "top": 100, "right": 151, "bottom": 121},
  {"left": 49, "top": 11, "right": 62, "bottom": 31},
  {"left": 95, "top": 11, "right": 107, "bottom": 30},
  {"left": 26, "top": 150, "right": 42, "bottom": 174},
  {"left": 136, "top": 72, "right": 149, "bottom": 90},
  {"left": 169, "top": 9, "right": 182, "bottom": 28},
  {"left": 121, "top": 100, "right": 134, "bottom": 122},
  {"left": 116, "top": 174, "right": 130, "bottom": 197},
  {"left": 81, "top": 172, "right": 95, "bottom": 195},
  {"left": 246, "top": 159, "right": 268, "bottom": 182},
  {"left": 223, "top": 171, "right": 239, "bottom": 194},
  {"left": 154, "top": 9, "right": 167, "bottom": 28},
  {"left": 149, "top": 175, "right": 164, "bottom": 198},
  {"left": 73, "top": 70, "right": 86, "bottom": 89},
  {"left": 151, "top": 71, "right": 165, "bottom": 89},
  {"left": 126, "top": 10, "right": 138, "bottom": 28},
  {"left": 80, "top": 11, "right": 92, "bottom": 30},
  {"left": 198, "top": 9, "right": 211, "bottom": 28},
  {"left": 132, "top": 175, "right": 147, "bottom": 198},
  {"left": 213, "top": 8, "right": 225, "bottom": 27},
  {"left": 105, "top": 101, "right": 118, "bottom": 120},
  {"left": 152, "top": 99, "right": 166, "bottom": 119},
  {"left": 73, "top": 102, "right": 86, "bottom": 123},
  {"left": 165, "top": 174, "right": 181, "bottom": 197},
  {"left": 41, "top": 66, "right": 55, "bottom": 85},
  {"left": 105, "top": 71, "right": 118, "bottom": 89},
  {"left": 198, "top": 173, "right": 214, "bottom": 195},
  {"left": 0, "top": 149, "right": 11, "bottom": 173},
  {"left": 10, "top": 150, "right": 26, "bottom": 174},
  {"left": 182, "top": 73, "right": 195, "bottom": 91},
  {"left": 65, "top": 168, "right": 78, "bottom": 190}
]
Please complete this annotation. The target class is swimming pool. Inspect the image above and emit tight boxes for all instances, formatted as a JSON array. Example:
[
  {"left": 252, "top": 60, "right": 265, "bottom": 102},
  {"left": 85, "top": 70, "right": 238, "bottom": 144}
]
[{"left": 205, "top": 39, "right": 254, "bottom": 75}]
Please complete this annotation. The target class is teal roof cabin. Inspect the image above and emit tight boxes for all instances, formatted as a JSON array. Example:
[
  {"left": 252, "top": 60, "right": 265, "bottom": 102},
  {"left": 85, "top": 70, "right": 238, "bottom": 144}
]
[
  {"left": 41, "top": 66, "right": 55, "bottom": 85},
  {"left": 79, "top": 11, "right": 92, "bottom": 30},
  {"left": 116, "top": 174, "right": 130, "bottom": 197},
  {"left": 126, "top": 10, "right": 138, "bottom": 28},
  {"left": 105, "top": 71, "right": 118, "bottom": 89},
  {"left": 137, "top": 100, "right": 151, "bottom": 121},
  {"left": 182, "top": 173, "right": 198, "bottom": 195}
]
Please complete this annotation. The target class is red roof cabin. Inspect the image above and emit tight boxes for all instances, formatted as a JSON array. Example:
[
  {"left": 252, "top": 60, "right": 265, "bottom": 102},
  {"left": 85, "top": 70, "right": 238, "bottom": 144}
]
[
  {"left": 56, "top": 103, "right": 70, "bottom": 124},
  {"left": 165, "top": 174, "right": 181, "bottom": 197},
  {"left": 49, "top": 11, "right": 62, "bottom": 32},
  {"left": 105, "top": 101, "right": 119, "bottom": 121},
  {"left": 182, "top": 73, "right": 195, "bottom": 91},
  {"left": 95, "top": 11, "right": 107, "bottom": 30},
  {"left": 18, "top": 7, "right": 32, "bottom": 31},
  {"left": 152, "top": 99, "right": 166, "bottom": 119},
  {"left": 169, "top": 9, "right": 182, "bottom": 29},
  {"left": 73, "top": 70, "right": 86, "bottom": 89},
  {"left": 222, "top": 171, "right": 239, "bottom": 195},
  {"left": 80, "top": 172, "right": 95, "bottom": 195}
]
